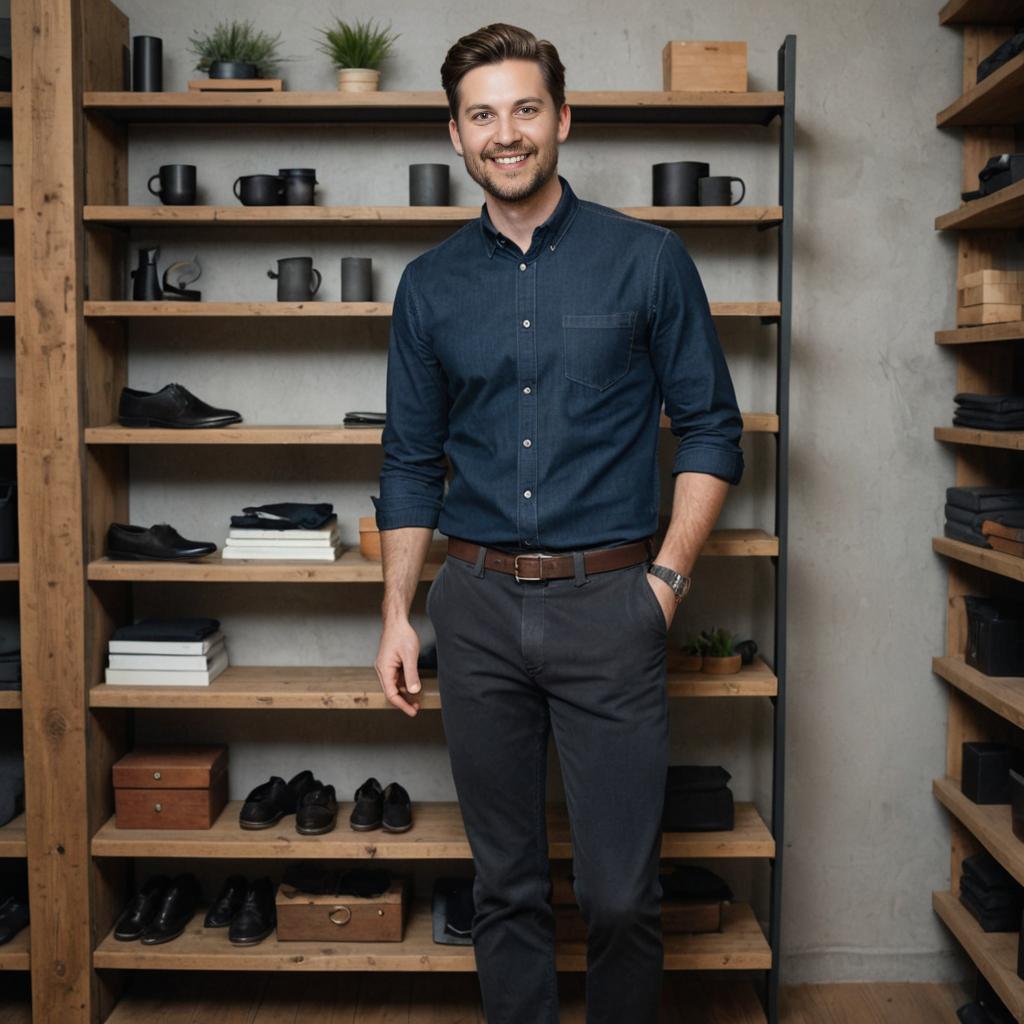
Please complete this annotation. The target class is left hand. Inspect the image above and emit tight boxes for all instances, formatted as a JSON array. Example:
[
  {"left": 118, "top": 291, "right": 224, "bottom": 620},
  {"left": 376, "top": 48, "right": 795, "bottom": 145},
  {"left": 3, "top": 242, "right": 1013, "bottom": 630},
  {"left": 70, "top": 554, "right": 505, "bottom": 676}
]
[{"left": 645, "top": 573, "right": 678, "bottom": 631}]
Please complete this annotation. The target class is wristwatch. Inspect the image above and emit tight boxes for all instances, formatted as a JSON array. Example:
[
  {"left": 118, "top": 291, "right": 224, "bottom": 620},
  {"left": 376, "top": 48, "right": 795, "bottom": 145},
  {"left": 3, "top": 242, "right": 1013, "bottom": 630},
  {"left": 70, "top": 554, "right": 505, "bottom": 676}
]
[{"left": 647, "top": 563, "right": 691, "bottom": 604}]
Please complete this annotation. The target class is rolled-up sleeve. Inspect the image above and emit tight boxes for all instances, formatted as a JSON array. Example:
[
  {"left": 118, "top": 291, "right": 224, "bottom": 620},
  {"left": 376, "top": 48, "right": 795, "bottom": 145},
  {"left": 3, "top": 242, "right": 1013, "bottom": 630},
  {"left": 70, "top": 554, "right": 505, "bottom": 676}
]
[
  {"left": 371, "top": 264, "right": 450, "bottom": 530},
  {"left": 647, "top": 231, "right": 745, "bottom": 485}
]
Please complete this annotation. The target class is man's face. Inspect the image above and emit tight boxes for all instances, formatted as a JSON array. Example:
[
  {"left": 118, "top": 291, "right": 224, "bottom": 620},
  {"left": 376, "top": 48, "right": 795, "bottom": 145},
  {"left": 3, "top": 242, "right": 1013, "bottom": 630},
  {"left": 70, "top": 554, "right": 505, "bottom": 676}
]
[{"left": 448, "top": 58, "right": 570, "bottom": 203}]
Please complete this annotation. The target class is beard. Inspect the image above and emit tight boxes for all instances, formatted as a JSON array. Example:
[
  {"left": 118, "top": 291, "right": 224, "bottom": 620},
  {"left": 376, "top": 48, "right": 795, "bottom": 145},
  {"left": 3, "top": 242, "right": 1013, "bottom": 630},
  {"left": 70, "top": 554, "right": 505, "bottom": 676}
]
[{"left": 462, "top": 143, "right": 558, "bottom": 203}]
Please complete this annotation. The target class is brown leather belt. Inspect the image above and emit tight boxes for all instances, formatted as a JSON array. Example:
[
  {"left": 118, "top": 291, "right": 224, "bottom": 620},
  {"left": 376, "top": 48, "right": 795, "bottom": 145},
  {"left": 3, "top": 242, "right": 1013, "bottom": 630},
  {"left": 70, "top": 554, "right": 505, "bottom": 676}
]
[{"left": 447, "top": 537, "right": 652, "bottom": 582}]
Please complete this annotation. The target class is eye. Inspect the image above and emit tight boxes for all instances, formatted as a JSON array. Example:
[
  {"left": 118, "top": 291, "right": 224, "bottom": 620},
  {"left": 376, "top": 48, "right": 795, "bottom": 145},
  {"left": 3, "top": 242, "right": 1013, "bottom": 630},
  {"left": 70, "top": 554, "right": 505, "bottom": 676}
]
[{"left": 519, "top": 106, "right": 538, "bottom": 114}]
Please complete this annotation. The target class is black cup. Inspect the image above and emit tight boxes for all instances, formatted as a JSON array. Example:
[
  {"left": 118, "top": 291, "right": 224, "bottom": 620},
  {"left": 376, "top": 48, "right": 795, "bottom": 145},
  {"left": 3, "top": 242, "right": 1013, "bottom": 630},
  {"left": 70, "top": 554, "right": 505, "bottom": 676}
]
[
  {"left": 410, "top": 164, "right": 449, "bottom": 206},
  {"left": 279, "top": 168, "right": 318, "bottom": 206},
  {"left": 341, "top": 257, "right": 373, "bottom": 302},
  {"left": 698, "top": 175, "right": 746, "bottom": 207},
  {"left": 653, "top": 161, "right": 709, "bottom": 206},
  {"left": 147, "top": 165, "right": 197, "bottom": 206},
  {"left": 132, "top": 36, "right": 162, "bottom": 93},
  {"left": 233, "top": 174, "right": 284, "bottom": 206},
  {"left": 268, "top": 257, "right": 322, "bottom": 302}
]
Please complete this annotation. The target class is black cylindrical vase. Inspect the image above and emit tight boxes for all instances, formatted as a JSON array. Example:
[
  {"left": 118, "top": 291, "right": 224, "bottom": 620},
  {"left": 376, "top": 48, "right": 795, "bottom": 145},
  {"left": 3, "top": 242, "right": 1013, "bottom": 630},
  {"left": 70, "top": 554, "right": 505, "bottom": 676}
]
[
  {"left": 132, "top": 35, "right": 163, "bottom": 93},
  {"left": 652, "top": 161, "right": 710, "bottom": 206},
  {"left": 341, "top": 257, "right": 373, "bottom": 302},
  {"left": 410, "top": 164, "right": 449, "bottom": 206}
]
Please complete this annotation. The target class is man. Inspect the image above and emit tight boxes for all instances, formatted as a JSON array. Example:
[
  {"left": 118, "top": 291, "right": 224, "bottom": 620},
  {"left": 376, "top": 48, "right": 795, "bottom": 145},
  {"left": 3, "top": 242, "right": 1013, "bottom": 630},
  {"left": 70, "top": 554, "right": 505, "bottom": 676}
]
[{"left": 372, "top": 22, "right": 744, "bottom": 1024}]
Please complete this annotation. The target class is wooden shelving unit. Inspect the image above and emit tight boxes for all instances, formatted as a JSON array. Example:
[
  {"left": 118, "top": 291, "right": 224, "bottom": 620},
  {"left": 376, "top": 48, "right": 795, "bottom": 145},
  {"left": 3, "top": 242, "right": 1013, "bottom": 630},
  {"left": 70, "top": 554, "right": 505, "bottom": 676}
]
[
  {"left": 0, "top": 813, "right": 26, "bottom": 858},
  {"left": 0, "top": 929, "right": 30, "bottom": 972},
  {"left": 931, "top": 7, "right": 1024, "bottom": 1013}
]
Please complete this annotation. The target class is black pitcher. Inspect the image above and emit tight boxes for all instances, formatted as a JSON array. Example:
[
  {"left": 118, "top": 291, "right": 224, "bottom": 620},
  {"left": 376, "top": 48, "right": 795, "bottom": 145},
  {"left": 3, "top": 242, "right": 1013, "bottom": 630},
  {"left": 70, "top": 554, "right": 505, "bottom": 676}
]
[
  {"left": 268, "top": 257, "right": 322, "bottom": 302},
  {"left": 131, "top": 246, "right": 162, "bottom": 301}
]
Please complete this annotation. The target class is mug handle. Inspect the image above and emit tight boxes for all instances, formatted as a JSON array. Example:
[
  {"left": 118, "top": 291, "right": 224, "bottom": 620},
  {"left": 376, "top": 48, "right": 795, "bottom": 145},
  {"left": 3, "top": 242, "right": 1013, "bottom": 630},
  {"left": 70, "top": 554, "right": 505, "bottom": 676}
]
[
  {"left": 147, "top": 174, "right": 162, "bottom": 197},
  {"left": 309, "top": 268, "right": 322, "bottom": 297},
  {"left": 267, "top": 269, "right": 279, "bottom": 280},
  {"left": 729, "top": 177, "right": 746, "bottom": 206},
  {"left": 233, "top": 177, "right": 243, "bottom": 201}
]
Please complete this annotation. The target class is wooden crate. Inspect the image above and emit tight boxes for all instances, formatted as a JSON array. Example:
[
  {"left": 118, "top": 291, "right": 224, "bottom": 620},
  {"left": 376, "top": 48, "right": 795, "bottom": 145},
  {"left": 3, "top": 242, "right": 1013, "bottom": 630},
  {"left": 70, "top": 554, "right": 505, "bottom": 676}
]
[
  {"left": 275, "top": 876, "right": 411, "bottom": 942},
  {"left": 113, "top": 745, "right": 228, "bottom": 829},
  {"left": 662, "top": 41, "right": 747, "bottom": 92}
]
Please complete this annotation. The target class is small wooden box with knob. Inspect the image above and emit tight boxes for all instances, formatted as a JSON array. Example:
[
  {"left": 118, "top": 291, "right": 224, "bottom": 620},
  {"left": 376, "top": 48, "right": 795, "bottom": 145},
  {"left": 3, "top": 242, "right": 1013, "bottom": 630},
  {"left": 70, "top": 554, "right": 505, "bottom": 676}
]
[{"left": 275, "top": 876, "right": 412, "bottom": 941}]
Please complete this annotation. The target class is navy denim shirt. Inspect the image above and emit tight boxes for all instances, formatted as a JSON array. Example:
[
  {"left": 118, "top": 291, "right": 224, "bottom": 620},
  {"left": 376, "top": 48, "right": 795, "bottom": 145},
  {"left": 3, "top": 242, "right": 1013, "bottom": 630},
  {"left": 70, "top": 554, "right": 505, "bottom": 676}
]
[{"left": 372, "top": 174, "right": 744, "bottom": 551}]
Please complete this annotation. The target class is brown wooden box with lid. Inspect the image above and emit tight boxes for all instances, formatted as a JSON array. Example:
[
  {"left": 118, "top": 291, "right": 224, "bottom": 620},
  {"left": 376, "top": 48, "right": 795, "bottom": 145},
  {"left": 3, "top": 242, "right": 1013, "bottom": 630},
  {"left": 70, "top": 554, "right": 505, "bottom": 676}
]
[
  {"left": 275, "top": 876, "right": 412, "bottom": 942},
  {"left": 112, "top": 745, "right": 228, "bottom": 830}
]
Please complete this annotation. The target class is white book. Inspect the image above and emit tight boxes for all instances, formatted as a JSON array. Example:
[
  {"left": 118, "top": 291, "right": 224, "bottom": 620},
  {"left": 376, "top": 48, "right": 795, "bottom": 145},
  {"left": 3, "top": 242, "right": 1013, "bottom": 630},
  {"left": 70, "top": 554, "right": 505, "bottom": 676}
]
[
  {"left": 105, "top": 649, "right": 229, "bottom": 687},
  {"left": 222, "top": 546, "right": 341, "bottom": 561},
  {"left": 228, "top": 517, "right": 338, "bottom": 540},
  {"left": 226, "top": 535, "right": 339, "bottom": 548},
  {"left": 108, "top": 630, "right": 225, "bottom": 656},
  {"left": 108, "top": 641, "right": 226, "bottom": 671}
]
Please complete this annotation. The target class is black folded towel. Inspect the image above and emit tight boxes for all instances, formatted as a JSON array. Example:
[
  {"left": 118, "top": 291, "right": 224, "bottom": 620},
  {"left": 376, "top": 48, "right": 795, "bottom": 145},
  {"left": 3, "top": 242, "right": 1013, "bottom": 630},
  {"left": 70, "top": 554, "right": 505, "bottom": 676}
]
[
  {"left": 947, "top": 486, "right": 1024, "bottom": 513},
  {"left": 960, "top": 873, "right": 1021, "bottom": 913},
  {"left": 955, "top": 393, "right": 1024, "bottom": 414},
  {"left": 944, "top": 521, "right": 991, "bottom": 548},
  {"left": 945, "top": 505, "right": 1024, "bottom": 531},
  {"left": 954, "top": 411, "right": 1024, "bottom": 430},
  {"left": 230, "top": 502, "right": 335, "bottom": 531},
  {"left": 959, "top": 881, "right": 1021, "bottom": 932},
  {"left": 963, "top": 850, "right": 1018, "bottom": 891},
  {"left": 111, "top": 617, "right": 221, "bottom": 643}
]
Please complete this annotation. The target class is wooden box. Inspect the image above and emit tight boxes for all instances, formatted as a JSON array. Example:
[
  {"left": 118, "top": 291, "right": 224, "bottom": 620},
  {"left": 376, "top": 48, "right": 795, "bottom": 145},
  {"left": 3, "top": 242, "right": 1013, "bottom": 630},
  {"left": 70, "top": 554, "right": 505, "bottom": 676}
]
[
  {"left": 956, "top": 302, "right": 1024, "bottom": 325},
  {"left": 275, "top": 876, "right": 411, "bottom": 942},
  {"left": 662, "top": 41, "right": 747, "bottom": 93},
  {"left": 113, "top": 745, "right": 228, "bottom": 830}
]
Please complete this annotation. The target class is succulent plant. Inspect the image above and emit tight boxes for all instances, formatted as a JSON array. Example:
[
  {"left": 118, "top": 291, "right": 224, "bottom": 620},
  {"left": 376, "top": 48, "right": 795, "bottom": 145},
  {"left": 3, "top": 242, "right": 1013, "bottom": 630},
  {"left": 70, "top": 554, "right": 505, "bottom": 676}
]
[
  {"left": 316, "top": 17, "right": 399, "bottom": 70},
  {"left": 703, "top": 628, "right": 736, "bottom": 658},
  {"left": 188, "top": 20, "right": 287, "bottom": 77}
]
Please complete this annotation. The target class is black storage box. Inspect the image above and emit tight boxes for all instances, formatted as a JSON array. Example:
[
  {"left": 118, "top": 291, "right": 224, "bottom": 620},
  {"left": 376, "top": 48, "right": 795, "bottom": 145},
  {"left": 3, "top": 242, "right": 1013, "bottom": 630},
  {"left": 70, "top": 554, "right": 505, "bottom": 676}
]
[
  {"left": 662, "top": 764, "right": 734, "bottom": 832},
  {"left": 965, "top": 596, "right": 1024, "bottom": 677},
  {"left": 962, "top": 742, "right": 1012, "bottom": 804}
]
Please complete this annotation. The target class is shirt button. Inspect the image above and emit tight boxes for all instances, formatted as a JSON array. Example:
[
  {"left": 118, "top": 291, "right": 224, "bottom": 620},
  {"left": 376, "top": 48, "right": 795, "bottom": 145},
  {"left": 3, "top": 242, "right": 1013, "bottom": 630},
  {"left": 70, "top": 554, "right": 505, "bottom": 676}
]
[
  {"left": 522, "top": 319, "right": 530, "bottom": 328},
  {"left": 523, "top": 490, "right": 532, "bottom": 499},
  {"left": 519, "top": 262, "right": 527, "bottom": 271},
  {"left": 522, "top": 439, "right": 532, "bottom": 447},
  {"left": 523, "top": 386, "right": 532, "bottom": 394}
]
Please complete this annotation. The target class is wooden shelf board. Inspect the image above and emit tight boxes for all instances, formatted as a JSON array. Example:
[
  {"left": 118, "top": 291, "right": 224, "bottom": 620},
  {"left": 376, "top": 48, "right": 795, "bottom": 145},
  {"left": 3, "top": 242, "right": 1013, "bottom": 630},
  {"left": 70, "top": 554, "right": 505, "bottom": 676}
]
[
  {"left": 85, "top": 204, "right": 782, "bottom": 228},
  {"left": 0, "top": 564, "right": 18, "bottom": 582},
  {"left": 0, "top": 430, "right": 15, "bottom": 446},
  {"left": 935, "top": 425, "right": 1024, "bottom": 450},
  {"left": 936, "top": 178, "right": 1024, "bottom": 230},
  {"left": 939, "top": 0, "right": 1024, "bottom": 25},
  {"left": 0, "top": 928, "right": 29, "bottom": 972},
  {"left": 933, "top": 535, "right": 1024, "bottom": 582},
  {"left": 92, "top": 899, "right": 770, "bottom": 971},
  {"left": 0, "top": 208, "right": 11, "bottom": 222},
  {"left": 86, "top": 413, "right": 777, "bottom": 445},
  {"left": 0, "top": 814, "right": 26, "bottom": 858},
  {"left": 934, "top": 890, "right": 1024, "bottom": 1017},
  {"left": 0, "top": 305, "right": 13, "bottom": 318},
  {"left": 938, "top": 50, "right": 1024, "bottom": 126},
  {"left": 92, "top": 799, "right": 773, "bottom": 860},
  {"left": 0, "top": 692, "right": 20, "bottom": 710},
  {"left": 0, "top": 94, "right": 10, "bottom": 109},
  {"left": 936, "top": 320, "right": 1024, "bottom": 345},
  {"left": 84, "top": 89, "right": 785, "bottom": 126},
  {"left": 934, "top": 654, "right": 1024, "bottom": 730},
  {"left": 89, "top": 656, "right": 777, "bottom": 708},
  {"left": 934, "top": 776, "right": 1024, "bottom": 887},
  {"left": 83, "top": 300, "right": 781, "bottom": 319}
]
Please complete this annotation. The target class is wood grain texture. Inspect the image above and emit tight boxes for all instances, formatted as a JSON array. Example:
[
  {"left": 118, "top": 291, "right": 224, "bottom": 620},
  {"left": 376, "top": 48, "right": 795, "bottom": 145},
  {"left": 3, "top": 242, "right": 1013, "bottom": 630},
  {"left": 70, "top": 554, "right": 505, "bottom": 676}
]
[
  {"left": 935, "top": 425, "right": 1024, "bottom": 450},
  {"left": 934, "top": 653, "right": 1024, "bottom": 729},
  {"left": 934, "top": 535, "right": 1024, "bottom": 581}
]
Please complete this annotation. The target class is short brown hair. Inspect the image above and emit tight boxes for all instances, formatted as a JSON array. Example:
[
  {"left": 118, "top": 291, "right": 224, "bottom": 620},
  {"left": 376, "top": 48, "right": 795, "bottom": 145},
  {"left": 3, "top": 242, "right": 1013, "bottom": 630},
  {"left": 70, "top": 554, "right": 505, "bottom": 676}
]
[{"left": 441, "top": 23, "right": 566, "bottom": 123}]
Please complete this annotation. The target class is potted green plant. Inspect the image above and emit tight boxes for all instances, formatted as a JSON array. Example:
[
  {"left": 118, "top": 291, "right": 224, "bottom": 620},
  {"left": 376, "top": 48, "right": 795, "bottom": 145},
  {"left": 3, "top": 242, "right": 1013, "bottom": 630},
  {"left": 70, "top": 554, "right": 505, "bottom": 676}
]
[
  {"left": 316, "top": 17, "right": 399, "bottom": 92},
  {"left": 701, "top": 628, "right": 741, "bottom": 675},
  {"left": 188, "top": 20, "right": 286, "bottom": 80},
  {"left": 674, "top": 633, "right": 705, "bottom": 672}
]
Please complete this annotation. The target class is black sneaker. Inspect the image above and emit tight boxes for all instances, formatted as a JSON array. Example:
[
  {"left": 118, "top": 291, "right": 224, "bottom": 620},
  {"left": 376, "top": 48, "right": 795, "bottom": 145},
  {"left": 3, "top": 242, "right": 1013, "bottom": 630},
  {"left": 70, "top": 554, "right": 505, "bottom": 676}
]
[
  {"left": 349, "top": 776, "right": 383, "bottom": 831},
  {"left": 382, "top": 781, "right": 412, "bottom": 833}
]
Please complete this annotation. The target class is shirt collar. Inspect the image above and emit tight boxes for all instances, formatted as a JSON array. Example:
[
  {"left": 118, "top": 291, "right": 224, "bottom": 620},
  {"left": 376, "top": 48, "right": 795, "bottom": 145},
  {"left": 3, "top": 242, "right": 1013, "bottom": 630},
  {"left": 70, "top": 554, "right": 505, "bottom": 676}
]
[{"left": 479, "top": 174, "right": 579, "bottom": 259}]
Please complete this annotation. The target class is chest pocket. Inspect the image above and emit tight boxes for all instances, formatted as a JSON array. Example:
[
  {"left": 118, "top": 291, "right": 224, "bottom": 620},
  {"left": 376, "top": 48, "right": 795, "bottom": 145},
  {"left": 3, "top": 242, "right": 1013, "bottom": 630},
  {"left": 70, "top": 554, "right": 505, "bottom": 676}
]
[{"left": 562, "top": 312, "right": 637, "bottom": 391}]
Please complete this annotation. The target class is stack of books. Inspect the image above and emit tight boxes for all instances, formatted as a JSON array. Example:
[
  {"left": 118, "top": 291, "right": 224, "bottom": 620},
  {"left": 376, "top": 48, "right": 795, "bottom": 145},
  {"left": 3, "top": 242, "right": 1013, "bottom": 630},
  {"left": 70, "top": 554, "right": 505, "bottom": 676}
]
[
  {"left": 224, "top": 516, "right": 342, "bottom": 561},
  {"left": 105, "top": 617, "right": 228, "bottom": 687}
]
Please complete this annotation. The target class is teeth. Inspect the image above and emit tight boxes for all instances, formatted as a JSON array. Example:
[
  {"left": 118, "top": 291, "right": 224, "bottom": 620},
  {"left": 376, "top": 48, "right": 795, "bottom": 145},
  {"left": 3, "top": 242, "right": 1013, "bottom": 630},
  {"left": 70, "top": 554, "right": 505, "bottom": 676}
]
[{"left": 495, "top": 155, "right": 527, "bottom": 164}]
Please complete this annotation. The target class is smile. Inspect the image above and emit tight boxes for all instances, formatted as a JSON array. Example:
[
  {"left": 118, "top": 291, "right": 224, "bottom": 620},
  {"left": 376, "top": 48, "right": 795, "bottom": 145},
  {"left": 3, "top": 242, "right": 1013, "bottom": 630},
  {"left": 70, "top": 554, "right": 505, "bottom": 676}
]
[{"left": 492, "top": 154, "right": 529, "bottom": 167}]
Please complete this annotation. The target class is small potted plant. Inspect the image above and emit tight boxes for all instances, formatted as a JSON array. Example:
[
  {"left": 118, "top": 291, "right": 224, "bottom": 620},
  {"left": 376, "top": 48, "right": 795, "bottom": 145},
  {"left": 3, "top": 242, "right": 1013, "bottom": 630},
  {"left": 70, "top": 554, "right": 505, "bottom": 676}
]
[
  {"left": 674, "top": 634, "right": 705, "bottom": 672},
  {"left": 316, "top": 16, "right": 399, "bottom": 92},
  {"left": 701, "top": 628, "right": 742, "bottom": 675},
  {"left": 188, "top": 19, "right": 286, "bottom": 80}
]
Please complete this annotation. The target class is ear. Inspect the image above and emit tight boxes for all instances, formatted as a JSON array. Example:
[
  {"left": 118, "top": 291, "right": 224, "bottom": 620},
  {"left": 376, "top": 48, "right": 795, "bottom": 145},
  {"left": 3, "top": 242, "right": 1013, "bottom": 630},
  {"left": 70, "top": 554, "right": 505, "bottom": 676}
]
[{"left": 448, "top": 117, "right": 463, "bottom": 156}]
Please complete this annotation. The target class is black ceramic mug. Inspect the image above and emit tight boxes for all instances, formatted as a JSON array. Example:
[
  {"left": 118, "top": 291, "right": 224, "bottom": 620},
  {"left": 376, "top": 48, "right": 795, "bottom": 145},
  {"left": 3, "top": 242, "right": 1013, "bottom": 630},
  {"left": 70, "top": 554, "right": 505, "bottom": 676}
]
[
  {"left": 698, "top": 175, "right": 746, "bottom": 206},
  {"left": 147, "top": 165, "right": 197, "bottom": 206},
  {"left": 234, "top": 174, "right": 284, "bottom": 206},
  {"left": 279, "top": 169, "right": 318, "bottom": 206},
  {"left": 341, "top": 257, "right": 373, "bottom": 301},
  {"left": 268, "top": 257, "right": 322, "bottom": 302},
  {"left": 653, "top": 161, "right": 710, "bottom": 206},
  {"left": 410, "top": 164, "right": 450, "bottom": 206}
]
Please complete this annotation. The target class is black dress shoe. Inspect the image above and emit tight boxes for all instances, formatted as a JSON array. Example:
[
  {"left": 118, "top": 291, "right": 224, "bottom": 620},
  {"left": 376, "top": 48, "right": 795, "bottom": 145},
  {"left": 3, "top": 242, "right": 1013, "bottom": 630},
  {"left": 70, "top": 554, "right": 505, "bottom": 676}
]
[
  {"left": 113, "top": 875, "right": 169, "bottom": 941},
  {"left": 140, "top": 873, "right": 201, "bottom": 945},
  {"left": 107, "top": 522, "right": 217, "bottom": 561},
  {"left": 349, "top": 776, "right": 383, "bottom": 831},
  {"left": 228, "top": 877, "right": 276, "bottom": 946},
  {"left": 382, "top": 781, "right": 413, "bottom": 833},
  {"left": 119, "top": 383, "right": 242, "bottom": 429},
  {"left": 203, "top": 874, "right": 247, "bottom": 929},
  {"left": 296, "top": 784, "right": 338, "bottom": 836},
  {"left": 239, "top": 770, "right": 319, "bottom": 829},
  {"left": 0, "top": 895, "right": 29, "bottom": 945}
]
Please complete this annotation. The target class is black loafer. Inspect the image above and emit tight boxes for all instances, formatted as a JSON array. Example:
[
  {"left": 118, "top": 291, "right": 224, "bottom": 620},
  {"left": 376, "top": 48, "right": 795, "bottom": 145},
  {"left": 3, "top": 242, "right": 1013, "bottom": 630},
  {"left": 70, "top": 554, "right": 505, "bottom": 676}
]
[
  {"left": 113, "top": 875, "right": 169, "bottom": 941},
  {"left": 203, "top": 874, "right": 247, "bottom": 929},
  {"left": 140, "top": 873, "right": 201, "bottom": 945},
  {"left": 349, "top": 776, "right": 383, "bottom": 831},
  {"left": 239, "top": 770, "right": 319, "bottom": 829},
  {"left": 296, "top": 784, "right": 338, "bottom": 836},
  {"left": 119, "top": 383, "right": 242, "bottom": 429},
  {"left": 228, "top": 877, "right": 276, "bottom": 946},
  {"left": 382, "top": 781, "right": 413, "bottom": 833},
  {"left": 107, "top": 522, "right": 217, "bottom": 561},
  {"left": 0, "top": 895, "right": 29, "bottom": 946}
]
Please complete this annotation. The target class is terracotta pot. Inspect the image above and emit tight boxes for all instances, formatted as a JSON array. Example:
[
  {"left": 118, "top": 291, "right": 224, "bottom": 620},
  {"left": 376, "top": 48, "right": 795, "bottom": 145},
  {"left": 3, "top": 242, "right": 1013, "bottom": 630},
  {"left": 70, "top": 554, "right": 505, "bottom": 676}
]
[
  {"left": 337, "top": 68, "right": 380, "bottom": 92},
  {"left": 358, "top": 515, "right": 381, "bottom": 560},
  {"left": 702, "top": 654, "right": 742, "bottom": 675}
]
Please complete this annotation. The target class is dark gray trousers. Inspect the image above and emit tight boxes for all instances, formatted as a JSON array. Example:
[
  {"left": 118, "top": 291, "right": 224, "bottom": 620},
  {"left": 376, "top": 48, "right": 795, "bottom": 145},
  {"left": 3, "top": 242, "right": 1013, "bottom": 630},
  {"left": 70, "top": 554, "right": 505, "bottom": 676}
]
[{"left": 427, "top": 546, "right": 670, "bottom": 1024}]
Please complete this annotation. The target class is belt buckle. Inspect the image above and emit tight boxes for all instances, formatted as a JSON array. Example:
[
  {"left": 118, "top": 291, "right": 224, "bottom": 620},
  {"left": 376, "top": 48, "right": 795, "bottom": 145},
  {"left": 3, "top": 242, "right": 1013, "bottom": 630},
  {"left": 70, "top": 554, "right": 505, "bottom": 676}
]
[{"left": 513, "top": 553, "right": 544, "bottom": 583}]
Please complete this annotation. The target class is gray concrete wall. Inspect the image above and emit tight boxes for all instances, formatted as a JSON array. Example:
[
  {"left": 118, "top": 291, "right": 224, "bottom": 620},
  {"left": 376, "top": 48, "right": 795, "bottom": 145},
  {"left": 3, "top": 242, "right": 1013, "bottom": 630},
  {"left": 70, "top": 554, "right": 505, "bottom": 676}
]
[{"left": 117, "top": 0, "right": 965, "bottom": 984}]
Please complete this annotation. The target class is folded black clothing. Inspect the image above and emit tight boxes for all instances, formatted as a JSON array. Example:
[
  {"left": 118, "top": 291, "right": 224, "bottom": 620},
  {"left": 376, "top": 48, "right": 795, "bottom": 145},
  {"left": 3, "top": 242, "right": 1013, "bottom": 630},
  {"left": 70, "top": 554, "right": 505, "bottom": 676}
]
[
  {"left": 945, "top": 504, "right": 1024, "bottom": 530},
  {"left": 230, "top": 502, "right": 335, "bottom": 531},
  {"left": 978, "top": 31, "right": 1024, "bottom": 82},
  {"left": 944, "top": 520, "right": 991, "bottom": 548},
  {"left": 281, "top": 861, "right": 391, "bottom": 898},
  {"left": 111, "top": 617, "right": 221, "bottom": 643},
  {"left": 658, "top": 865, "right": 733, "bottom": 902},
  {"left": 342, "top": 411, "right": 386, "bottom": 424},
  {"left": 959, "top": 883, "right": 1021, "bottom": 932},
  {"left": 960, "top": 873, "right": 1021, "bottom": 913},
  {"left": 664, "top": 764, "right": 732, "bottom": 791},
  {"left": 963, "top": 850, "right": 1018, "bottom": 892},
  {"left": 955, "top": 393, "right": 1024, "bottom": 414},
  {"left": 954, "top": 411, "right": 1024, "bottom": 430},
  {"left": 947, "top": 486, "right": 1024, "bottom": 513},
  {"left": 337, "top": 869, "right": 392, "bottom": 899}
]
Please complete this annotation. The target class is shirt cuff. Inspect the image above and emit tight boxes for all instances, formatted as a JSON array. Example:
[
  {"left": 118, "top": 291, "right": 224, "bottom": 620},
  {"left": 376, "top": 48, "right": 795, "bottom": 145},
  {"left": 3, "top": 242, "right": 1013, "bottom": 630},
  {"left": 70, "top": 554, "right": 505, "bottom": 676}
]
[
  {"left": 672, "top": 445, "right": 744, "bottom": 485},
  {"left": 371, "top": 497, "right": 440, "bottom": 531}
]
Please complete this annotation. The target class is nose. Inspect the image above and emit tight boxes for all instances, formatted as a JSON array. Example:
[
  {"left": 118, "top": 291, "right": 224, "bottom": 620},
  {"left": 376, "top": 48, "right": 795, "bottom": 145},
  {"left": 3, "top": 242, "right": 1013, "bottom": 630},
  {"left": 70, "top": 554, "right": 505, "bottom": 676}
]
[{"left": 491, "top": 113, "right": 524, "bottom": 148}]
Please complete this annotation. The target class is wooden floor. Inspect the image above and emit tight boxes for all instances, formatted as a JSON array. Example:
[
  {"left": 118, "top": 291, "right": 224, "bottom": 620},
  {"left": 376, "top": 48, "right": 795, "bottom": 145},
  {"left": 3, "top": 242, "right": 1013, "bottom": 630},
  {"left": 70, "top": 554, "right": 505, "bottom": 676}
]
[{"left": 97, "top": 975, "right": 973, "bottom": 1023}]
